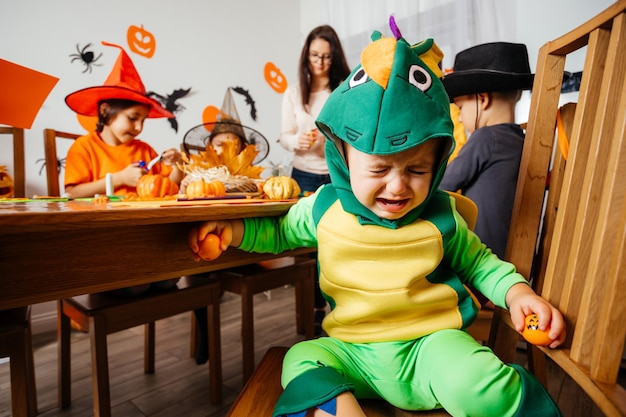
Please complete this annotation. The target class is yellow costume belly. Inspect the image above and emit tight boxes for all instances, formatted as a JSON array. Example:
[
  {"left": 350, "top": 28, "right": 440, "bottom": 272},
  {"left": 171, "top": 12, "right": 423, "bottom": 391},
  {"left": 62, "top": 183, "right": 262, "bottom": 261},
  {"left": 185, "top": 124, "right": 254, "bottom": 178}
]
[{"left": 317, "top": 202, "right": 464, "bottom": 342}]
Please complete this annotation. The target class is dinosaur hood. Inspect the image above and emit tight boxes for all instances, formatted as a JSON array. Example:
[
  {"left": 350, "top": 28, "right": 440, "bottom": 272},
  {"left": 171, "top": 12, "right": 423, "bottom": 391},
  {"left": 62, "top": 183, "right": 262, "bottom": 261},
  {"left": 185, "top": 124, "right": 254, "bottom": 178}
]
[{"left": 316, "top": 25, "right": 454, "bottom": 228}]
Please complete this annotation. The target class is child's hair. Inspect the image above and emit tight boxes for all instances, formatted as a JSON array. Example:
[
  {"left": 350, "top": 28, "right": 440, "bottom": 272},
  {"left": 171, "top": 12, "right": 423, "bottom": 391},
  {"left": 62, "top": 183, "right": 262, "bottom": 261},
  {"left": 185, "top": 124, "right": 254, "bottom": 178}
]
[
  {"left": 208, "top": 118, "right": 248, "bottom": 151},
  {"left": 491, "top": 89, "right": 524, "bottom": 103},
  {"left": 96, "top": 99, "right": 147, "bottom": 132}
]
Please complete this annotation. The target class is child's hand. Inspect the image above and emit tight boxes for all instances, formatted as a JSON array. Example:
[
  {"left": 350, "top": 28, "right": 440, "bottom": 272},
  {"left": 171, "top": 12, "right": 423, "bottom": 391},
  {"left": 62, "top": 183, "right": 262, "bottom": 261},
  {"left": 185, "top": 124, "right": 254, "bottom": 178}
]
[
  {"left": 179, "top": 174, "right": 192, "bottom": 194},
  {"left": 505, "top": 283, "right": 566, "bottom": 348},
  {"left": 160, "top": 148, "right": 182, "bottom": 166},
  {"left": 118, "top": 163, "right": 145, "bottom": 187},
  {"left": 188, "top": 220, "right": 233, "bottom": 262}
]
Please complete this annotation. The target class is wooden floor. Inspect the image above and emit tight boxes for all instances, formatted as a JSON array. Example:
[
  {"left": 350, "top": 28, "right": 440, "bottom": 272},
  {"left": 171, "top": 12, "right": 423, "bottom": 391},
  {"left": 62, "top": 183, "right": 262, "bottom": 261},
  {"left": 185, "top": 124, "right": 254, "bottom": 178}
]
[{"left": 1, "top": 284, "right": 620, "bottom": 417}]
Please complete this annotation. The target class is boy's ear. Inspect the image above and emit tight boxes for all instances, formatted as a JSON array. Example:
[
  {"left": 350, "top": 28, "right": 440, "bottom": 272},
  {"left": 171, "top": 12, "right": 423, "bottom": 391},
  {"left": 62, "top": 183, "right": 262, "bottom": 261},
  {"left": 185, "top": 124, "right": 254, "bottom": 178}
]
[{"left": 477, "top": 92, "right": 492, "bottom": 109}]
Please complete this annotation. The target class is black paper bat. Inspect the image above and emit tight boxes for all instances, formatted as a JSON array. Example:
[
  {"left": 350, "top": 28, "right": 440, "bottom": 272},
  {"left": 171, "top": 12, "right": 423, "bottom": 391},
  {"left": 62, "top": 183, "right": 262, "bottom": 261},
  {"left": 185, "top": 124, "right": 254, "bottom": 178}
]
[
  {"left": 146, "top": 87, "right": 191, "bottom": 132},
  {"left": 231, "top": 86, "right": 257, "bottom": 121}
]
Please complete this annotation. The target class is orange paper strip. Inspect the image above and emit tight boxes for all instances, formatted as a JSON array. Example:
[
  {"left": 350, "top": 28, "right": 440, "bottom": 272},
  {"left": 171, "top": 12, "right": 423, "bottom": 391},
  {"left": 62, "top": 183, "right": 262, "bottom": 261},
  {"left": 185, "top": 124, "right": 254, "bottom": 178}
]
[{"left": 0, "top": 59, "right": 59, "bottom": 129}]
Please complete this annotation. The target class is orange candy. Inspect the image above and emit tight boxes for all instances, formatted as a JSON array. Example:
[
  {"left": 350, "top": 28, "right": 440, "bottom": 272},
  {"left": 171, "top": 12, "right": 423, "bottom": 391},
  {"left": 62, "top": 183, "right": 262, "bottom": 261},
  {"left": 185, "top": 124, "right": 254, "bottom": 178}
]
[
  {"left": 197, "top": 234, "right": 222, "bottom": 261},
  {"left": 521, "top": 314, "right": 553, "bottom": 346}
]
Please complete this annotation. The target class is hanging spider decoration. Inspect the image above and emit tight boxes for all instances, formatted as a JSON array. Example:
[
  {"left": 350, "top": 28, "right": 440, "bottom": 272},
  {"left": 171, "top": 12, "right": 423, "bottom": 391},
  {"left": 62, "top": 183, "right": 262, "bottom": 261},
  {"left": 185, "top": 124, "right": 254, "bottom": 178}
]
[
  {"left": 70, "top": 43, "right": 103, "bottom": 73},
  {"left": 36, "top": 157, "right": 65, "bottom": 176}
]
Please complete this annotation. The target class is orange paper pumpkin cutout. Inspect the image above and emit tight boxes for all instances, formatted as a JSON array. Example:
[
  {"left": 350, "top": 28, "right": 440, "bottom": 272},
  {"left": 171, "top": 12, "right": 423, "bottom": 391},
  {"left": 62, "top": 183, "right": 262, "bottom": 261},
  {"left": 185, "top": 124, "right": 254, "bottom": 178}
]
[
  {"left": 76, "top": 114, "right": 98, "bottom": 132},
  {"left": 201, "top": 105, "right": 231, "bottom": 132},
  {"left": 264, "top": 62, "right": 287, "bottom": 93},
  {"left": 127, "top": 24, "right": 156, "bottom": 58}
]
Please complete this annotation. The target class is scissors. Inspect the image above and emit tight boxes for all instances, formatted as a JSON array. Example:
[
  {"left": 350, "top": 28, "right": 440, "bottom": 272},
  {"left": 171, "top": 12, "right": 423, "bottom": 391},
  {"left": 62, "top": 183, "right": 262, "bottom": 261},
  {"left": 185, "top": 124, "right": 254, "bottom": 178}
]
[{"left": 138, "top": 154, "right": 163, "bottom": 171}]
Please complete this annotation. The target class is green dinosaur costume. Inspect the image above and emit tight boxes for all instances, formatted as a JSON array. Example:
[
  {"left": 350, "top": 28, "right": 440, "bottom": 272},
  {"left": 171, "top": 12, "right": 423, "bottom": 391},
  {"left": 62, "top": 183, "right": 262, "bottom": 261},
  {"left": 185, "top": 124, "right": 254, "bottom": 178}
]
[{"left": 237, "top": 20, "right": 561, "bottom": 417}]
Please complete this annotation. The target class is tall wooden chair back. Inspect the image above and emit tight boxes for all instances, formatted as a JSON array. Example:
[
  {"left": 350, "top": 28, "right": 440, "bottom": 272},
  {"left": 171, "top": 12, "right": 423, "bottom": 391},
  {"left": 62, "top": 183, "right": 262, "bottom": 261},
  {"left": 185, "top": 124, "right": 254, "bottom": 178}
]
[
  {"left": 488, "top": 2, "right": 626, "bottom": 416},
  {"left": 0, "top": 126, "right": 25, "bottom": 197},
  {"left": 43, "top": 128, "right": 80, "bottom": 196}
]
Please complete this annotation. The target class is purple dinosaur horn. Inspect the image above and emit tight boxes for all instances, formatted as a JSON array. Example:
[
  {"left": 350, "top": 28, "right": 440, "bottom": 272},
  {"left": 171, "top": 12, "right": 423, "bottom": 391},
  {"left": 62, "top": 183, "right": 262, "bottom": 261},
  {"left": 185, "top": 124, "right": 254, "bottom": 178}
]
[{"left": 389, "top": 15, "right": 402, "bottom": 40}]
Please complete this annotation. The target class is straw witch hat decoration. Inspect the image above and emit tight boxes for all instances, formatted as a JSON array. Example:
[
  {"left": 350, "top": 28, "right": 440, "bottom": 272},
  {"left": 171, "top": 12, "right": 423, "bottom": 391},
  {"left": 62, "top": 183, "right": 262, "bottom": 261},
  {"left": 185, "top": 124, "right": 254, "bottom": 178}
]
[
  {"left": 65, "top": 41, "right": 173, "bottom": 118},
  {"left": 183, "top": 87, "right": 270, "bottom": 164}
]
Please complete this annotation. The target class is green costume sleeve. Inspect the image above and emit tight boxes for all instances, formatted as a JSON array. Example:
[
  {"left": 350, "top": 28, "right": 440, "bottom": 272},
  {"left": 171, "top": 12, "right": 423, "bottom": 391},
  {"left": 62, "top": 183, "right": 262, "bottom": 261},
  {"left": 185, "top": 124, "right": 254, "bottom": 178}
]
[
  {"left": 446, "top": 207, "right": 527, "bottom": 309},
  {"left": 238, "top": 189, "right": 319, "bottom": 253}
]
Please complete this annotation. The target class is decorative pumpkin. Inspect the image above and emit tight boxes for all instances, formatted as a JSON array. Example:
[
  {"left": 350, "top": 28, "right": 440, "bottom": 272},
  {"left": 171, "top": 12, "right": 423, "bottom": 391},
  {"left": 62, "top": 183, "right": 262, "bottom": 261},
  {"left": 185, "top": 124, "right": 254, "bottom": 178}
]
[
  {"left": 136, "top": 174, "right": 179, "bottom": 198},
  {"left": 0, "top": 165, "right": 14, "bottom": 198},
  {"left": 262, "top": 176, "right": 300, "bottom": 200},
  {"left": 264, "top": 62, "right": 288, "bottom": 93},
  {"left": 521, "top": 314, "right": 553, "bottom": 346},
  {"left": 197, "top": 234, "right": 222, "bottom": 261},
  {"left": 127, "top": 24, "right": 156, "bottom": 58},
  {"left": 185, "top": 179, "right": 226, "bottom": 199}
]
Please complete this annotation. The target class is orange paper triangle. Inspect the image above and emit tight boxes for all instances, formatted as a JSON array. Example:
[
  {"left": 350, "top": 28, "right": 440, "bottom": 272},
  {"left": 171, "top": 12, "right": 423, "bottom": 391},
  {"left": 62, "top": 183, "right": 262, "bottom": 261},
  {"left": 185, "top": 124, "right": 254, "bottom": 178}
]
[{"left": 0, "top": 59, "right": 59, "bottom": 129}]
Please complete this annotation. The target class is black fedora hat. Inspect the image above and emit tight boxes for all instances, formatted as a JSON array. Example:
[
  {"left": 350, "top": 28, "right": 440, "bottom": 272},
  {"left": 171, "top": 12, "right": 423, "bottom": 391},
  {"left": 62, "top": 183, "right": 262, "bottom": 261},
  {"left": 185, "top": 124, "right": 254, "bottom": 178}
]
[{"left": 442, "top": 42, "right": 534, "bottom": 101}]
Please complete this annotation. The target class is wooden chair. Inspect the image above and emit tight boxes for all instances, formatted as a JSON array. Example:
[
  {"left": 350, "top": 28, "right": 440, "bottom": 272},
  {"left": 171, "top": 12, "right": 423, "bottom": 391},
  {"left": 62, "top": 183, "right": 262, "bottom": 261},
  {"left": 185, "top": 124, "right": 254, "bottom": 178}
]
[
  {"left": 488, "top": 2, "right": 626, "bottom": 416},
  {"left": 58, "top": 278, "right": 222, "bottom": 417},
  {"left": 212, "top": 256, "right": 317, "bottom": 382},
  {"left": 0, "top": 126, "right": 37, "bottom": 416},
  {"left": 43, "top": 129, "right": 224, "bottom": 416},
  {"left": 0, "top": 307, "right": 38, "bottom": 417},
  {"left": 43, "top": 128, "right": 80, "bottom": 196},
  {"left": 0, "top": 126, "right": 25, "bottom": 197}
]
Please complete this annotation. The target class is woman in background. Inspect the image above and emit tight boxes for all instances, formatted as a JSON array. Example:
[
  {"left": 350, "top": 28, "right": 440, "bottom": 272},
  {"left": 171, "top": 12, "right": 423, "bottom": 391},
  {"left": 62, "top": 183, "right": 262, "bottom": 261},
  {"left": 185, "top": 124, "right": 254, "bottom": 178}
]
[
  {"left": 279, "top": 25, "right": 350, "bottom": 334},
  {"left": 279, "top": 25, "right": 350, "bottom": 194}
]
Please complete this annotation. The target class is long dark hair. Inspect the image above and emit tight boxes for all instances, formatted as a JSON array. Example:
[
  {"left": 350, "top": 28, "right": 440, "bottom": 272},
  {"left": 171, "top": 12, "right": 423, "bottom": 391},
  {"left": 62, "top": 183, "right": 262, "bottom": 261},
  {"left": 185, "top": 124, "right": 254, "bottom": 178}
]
[{"left": 298, "top": 25, "right": 350, "bottom": 108}]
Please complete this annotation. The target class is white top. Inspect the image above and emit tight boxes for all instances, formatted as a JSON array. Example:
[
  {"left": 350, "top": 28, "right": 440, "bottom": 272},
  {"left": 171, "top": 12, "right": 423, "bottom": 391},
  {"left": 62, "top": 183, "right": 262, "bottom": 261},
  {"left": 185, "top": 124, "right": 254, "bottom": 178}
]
[{"left": 279, "top": 86, "right": 331, "bottom": 175}]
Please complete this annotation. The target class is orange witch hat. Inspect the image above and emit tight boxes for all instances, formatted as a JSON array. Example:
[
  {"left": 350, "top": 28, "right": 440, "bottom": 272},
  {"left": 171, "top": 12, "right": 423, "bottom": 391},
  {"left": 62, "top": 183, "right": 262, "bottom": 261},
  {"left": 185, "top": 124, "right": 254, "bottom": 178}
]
[{"left": 65, "top": 41, "right": 173, "bottom": 118}]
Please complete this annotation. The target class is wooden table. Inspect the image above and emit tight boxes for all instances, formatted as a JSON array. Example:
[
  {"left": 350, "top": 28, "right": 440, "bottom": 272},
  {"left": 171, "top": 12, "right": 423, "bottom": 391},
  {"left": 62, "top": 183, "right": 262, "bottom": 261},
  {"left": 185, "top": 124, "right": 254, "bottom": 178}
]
[{"left": 0, "top": 198, "right": 313, "bottom": 310}]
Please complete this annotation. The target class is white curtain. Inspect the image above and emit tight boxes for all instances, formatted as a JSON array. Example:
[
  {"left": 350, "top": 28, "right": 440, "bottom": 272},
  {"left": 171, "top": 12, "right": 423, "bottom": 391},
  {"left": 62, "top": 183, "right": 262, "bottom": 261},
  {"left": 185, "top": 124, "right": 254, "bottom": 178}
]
[{"left": 319, "top": 0, "right": 516, "bottom": 70}]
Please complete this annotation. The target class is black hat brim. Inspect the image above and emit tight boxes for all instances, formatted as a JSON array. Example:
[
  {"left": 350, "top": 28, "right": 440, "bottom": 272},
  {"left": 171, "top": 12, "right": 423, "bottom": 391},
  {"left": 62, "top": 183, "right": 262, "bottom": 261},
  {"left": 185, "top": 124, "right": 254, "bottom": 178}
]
[{"left": 442, "top": 71, "right": 534, "bottom": 102}]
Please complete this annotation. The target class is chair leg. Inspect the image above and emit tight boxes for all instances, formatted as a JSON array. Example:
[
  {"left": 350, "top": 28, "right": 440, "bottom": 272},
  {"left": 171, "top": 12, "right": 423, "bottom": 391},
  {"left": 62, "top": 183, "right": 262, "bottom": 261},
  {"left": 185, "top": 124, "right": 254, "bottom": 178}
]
[
  {"left": 58, "top": 301, "right": 72, "bottom": 409},
  {"left": 144, "top": 322, "right": 155, "bottom": 374},
  {"left": 241, "top": 284, "right": 255, "bottom": 383},
  {"left": 302, "top": 266, "right": 315, "bottom": 340},
  {"left": 24, "top": 318, "right": 38, "bottom": 417},
  {"left": 90, "top": 315, "right": 112, "bottom": 417},
  {"left": 189, "top": 311, "right": 197, "bottom": 358},
  {"left": 295, "top": 280, "right": 304, "bottom": 335},
  {"left": 207, "top": 292, "right": 223, "bottom": 404}
]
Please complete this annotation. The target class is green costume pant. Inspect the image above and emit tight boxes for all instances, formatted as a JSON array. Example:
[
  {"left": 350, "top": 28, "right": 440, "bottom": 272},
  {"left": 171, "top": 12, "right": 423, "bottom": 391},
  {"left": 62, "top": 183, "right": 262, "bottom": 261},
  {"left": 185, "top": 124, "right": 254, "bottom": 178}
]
[{"left": 275, "top": 329, "right": 561, "bottom": 417}]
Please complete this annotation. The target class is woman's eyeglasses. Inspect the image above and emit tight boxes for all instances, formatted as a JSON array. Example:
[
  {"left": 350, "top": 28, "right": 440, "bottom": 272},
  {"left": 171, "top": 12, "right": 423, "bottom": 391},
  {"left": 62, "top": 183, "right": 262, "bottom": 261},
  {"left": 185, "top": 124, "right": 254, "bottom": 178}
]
[{"left": 309, "top": 52, "right": 332, "bottom": 63}]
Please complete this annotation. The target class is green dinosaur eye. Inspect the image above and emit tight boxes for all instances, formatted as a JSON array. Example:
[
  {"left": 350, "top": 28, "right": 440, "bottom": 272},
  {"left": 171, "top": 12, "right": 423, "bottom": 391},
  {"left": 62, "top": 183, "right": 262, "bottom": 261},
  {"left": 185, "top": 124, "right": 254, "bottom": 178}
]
[
  {"left": 348, "top": 67, "right": 370, "bottom": 88},
  {"left": 408, "top": 65, "right": 432, "bottom": 92}
]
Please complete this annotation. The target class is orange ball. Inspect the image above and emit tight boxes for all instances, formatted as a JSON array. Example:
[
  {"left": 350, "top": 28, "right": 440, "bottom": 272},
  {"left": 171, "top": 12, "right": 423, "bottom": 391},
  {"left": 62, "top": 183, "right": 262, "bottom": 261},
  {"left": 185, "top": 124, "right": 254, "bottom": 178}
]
[
  {"left": 522, "top": 314, "right": 553, "bottom": 346},
  {"left": 197, "top": 234, "right": 222, "bottom": 261}
]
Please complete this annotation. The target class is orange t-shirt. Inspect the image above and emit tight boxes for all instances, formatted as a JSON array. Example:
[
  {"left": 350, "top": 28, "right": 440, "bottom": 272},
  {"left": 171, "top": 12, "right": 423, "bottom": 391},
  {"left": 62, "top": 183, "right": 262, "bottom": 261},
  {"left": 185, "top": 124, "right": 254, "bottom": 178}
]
[{"left": 64, "top": 131, "right": 172, "bottom": 196}]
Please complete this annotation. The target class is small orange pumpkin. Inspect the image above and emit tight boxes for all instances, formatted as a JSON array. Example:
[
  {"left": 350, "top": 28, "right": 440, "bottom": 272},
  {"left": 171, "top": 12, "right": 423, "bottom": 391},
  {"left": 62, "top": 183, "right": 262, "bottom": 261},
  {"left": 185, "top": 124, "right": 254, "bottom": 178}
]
[
  {"left": 136, "top": 174, "right": 179, "bottom": 198},
  {"left": 0, "top": 166, "right": 14, "bottom": 198},
  {"left": 186, "top": 180, "right": 226, "bottom": 199}
]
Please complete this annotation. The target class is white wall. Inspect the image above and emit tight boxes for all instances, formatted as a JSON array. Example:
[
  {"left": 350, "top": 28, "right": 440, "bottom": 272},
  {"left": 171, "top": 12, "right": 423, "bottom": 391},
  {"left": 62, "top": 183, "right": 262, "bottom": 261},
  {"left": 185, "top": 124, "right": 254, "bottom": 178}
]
[
  {"left": 0, "top": 0, "right": 616, "bottom": 334},
  {"left": 1, "top": 0, "right": 303, "bottom": 199}
]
